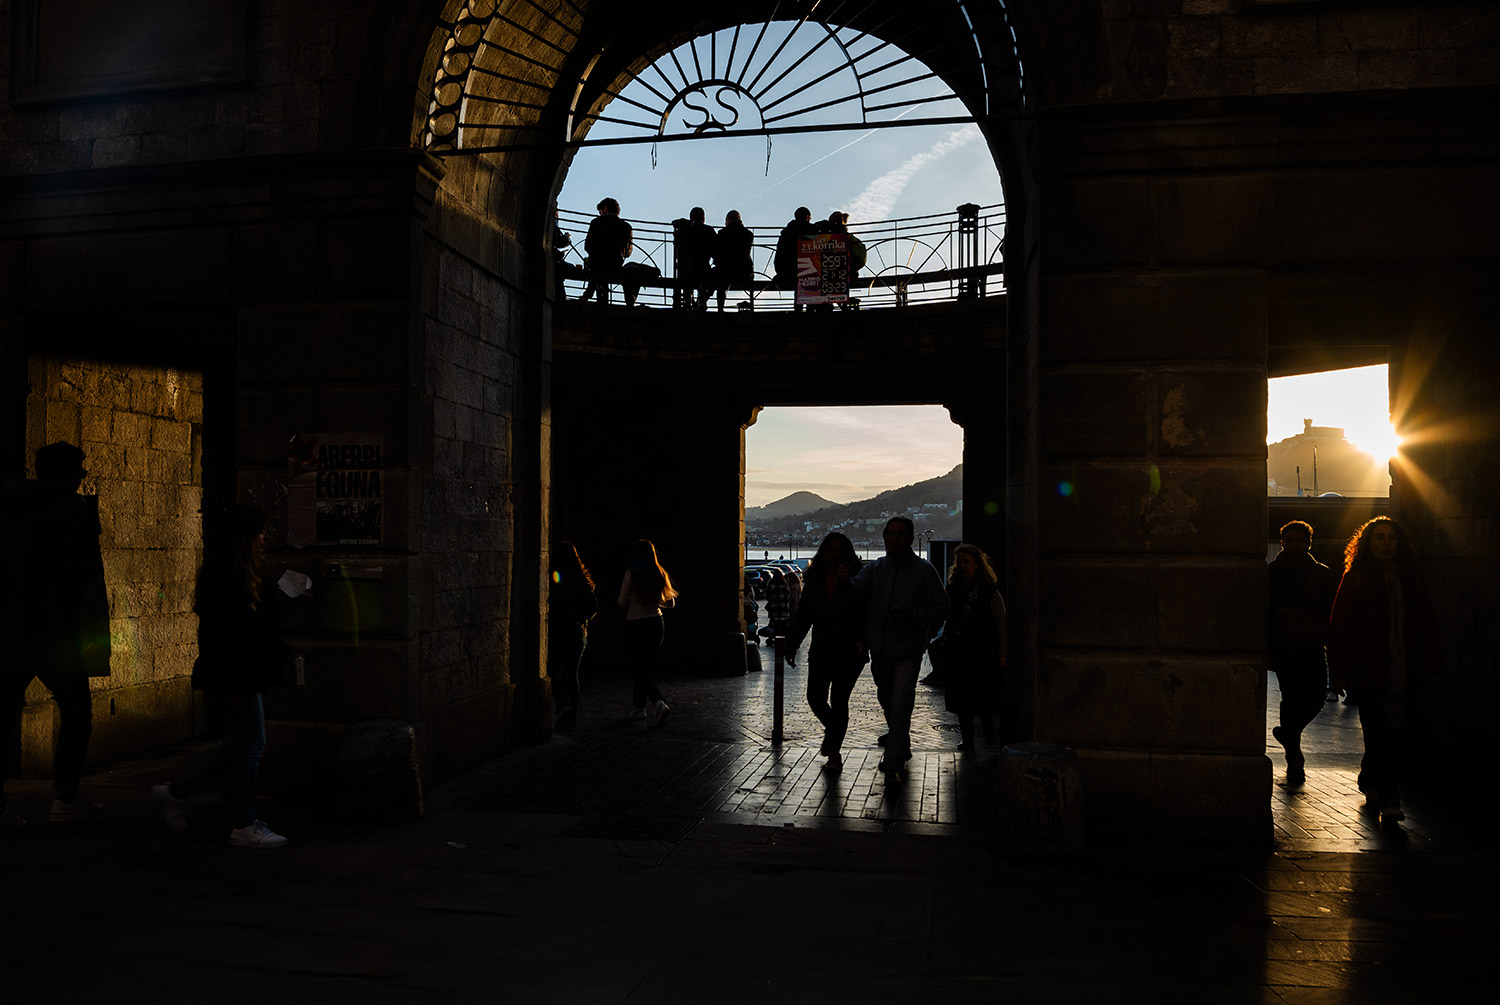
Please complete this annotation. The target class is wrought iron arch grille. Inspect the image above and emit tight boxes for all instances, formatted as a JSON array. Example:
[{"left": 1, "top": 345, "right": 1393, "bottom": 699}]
[{"left": 423, "top": 0, "right": 1024, "bottom": 156}]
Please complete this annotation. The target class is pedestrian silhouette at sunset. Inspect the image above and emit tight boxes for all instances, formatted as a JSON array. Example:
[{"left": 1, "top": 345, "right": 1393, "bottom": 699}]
[
  {"left": 1327, "top": 516, "right": 1442, "bottom": 828},
  {"left": 713, "top": 209, "right": 756, "bottom": 311},
  {"left": 0, "top": 442, "right": 111, "bottom": 833},
  {"left": 672, "top": 206, "right": 716, "bottom": 309},
  {"left": 619, "top": 539, "right": 677, "bottom": 725},
  {"left": 853, "top": 516, "right": 951, "bottom": 778},
  {"left": 785, "top": 533, "right": 868, "bottom": 769},
  {"left": 153, "top": 506, "right": 295, "bottom": 848},
  {"left": 935, "top": 543, "right": 1004, "bottom": 752},
  {"left": 1268, "top": 520, "right": 1339, "bottom": 784},
  {"left": 550, "top": 541, "right": 597, "bottom": 732}
]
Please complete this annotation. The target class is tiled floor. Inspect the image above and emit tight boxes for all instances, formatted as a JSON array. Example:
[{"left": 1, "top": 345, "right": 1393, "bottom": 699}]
[{"left": 456, "top": 645, "right": 1410, "bottom": 850}]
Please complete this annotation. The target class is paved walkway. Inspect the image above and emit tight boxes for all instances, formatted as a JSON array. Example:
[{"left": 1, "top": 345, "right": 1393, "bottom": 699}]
[{"left": 2, "top": 649, "right": 1493, "bottom": 1002}]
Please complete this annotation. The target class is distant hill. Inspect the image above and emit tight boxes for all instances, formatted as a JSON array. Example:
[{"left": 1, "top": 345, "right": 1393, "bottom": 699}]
[
  {"left": 746, "top": 465, "right": 963, "bottom": 547},
  {"left": 747, "top": 490, "right": 838, "bottom": 519}
]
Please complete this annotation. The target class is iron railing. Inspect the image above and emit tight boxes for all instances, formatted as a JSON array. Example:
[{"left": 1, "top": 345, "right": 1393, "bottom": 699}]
[{"left": 556, "top": 203, "right": 1005, "bottom": 311}]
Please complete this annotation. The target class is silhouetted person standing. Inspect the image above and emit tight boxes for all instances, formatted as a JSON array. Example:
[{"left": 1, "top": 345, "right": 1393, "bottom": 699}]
[
  {"left": 1267, "top": 520, "right": 1339, "bottom": 783},
  {"left": 785, "top": 533, "right": 867, "bottom": 768},
  {"left": 713, "top": 210, "right": 755, "bottom": 310},
  {"left": 939, "top": 544, "right": 1005, "bottom": 752},
  {"left": 673, "top": 206, "right": 716, "bottom": 309},
  {"left": 853, "top": 516, "right": 950, "bottom": 778},
  {"left": 619, "top": 539, "right": 678, "bottom": 725},
  {"left": 1328, "top": 516, "right": 1442, "bottom": 828},
  {"left": 0, "top": 442, "right": 111, "bottom": 832},
  {"left": 153, "top": 507, "right": 294, "bottom": 848},
  {"left": 550, "top": 541, "right": 597, "bottom": 732},
  {"left": 579, "top": 197, "right": 636, "bottom": 305}
]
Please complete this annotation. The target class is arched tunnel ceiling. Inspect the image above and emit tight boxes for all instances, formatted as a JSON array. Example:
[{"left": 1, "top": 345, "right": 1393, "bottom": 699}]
[{"left": 424, "top": 0, "right": 1024, "bottom": 156}]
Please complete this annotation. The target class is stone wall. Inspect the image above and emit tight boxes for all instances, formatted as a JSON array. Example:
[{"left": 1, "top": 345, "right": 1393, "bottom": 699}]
[
  {"left": 415, "top": 185, "right": 539, "bottom": 777},
  {"left": 21, "top": 358, "right": 203, "bottom": 771}
]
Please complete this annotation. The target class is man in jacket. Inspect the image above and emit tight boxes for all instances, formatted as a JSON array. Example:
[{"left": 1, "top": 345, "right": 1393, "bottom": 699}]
[
  {"left": 1267, "top": 520, "right": 1339, "bottom": 783},
  {"left": 853, "top": 516, "right": 950, "bottom": 777},
  {"left": 0, "top": 442, "right": 111, "bottom": 832}
]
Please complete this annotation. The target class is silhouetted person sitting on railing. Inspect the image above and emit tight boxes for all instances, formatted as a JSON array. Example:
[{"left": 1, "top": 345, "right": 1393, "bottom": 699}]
[
  {"left": 826, "top": 211, "right": 866, "bottom": 311},
  {"left": 672, "top": 207, "right": 716, "bottom": 310},
  {"left": 579, "top": 197, "right": 642, "bottom": 306},
  {"left": 713, "top": 210, "right": 755, "bottom": 311},
  {"left": 774, "top": 206, "right": 817, "bottom": 292}
]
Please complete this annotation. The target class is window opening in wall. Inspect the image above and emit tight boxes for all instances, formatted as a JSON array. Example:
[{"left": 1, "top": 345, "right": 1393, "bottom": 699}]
[
  {"left": 1268, "top": 364, "right": 1395, "bottom": 499},
  {"left": 744, "top": 405, "right": 962, "bottom": 564}
]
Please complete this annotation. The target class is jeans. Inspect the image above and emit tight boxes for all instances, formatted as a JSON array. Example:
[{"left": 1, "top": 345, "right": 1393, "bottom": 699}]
[
  {"left": 1353, "top": 686, "right": 1402, "bottom": 809},
  {"left": 1, "top": 669, "right": 93, "bottom": 810},
  {"left": 171, "top": 692, "right": 266, "bottom": 829},
  {"left": 624, "top": 617, "right": 664, "bottom": 709},
  {"left": 870, "top": 654, "right": 921, "bottom": 762},
  {"left": 551, "top": 636, "right": 585, "bottom": 712},
  {"left": 806, "top": 655, "right": 863, "bottom": 754},
  {"left": 1273, "top": 652, "right": 1328, "bottom": 742}
]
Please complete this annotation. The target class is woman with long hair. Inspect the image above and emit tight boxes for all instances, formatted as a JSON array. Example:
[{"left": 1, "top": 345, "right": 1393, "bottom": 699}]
[
  {"left": 619, "top": 539, "right": 678, "bottom": 724},
  {"left": 937, "top": 543, "right": 1006, "bottom": 752},
  {"left": 785, "top": 533, "right": 867, "bottom": 768},
  {"left": 550, "top": 541, "right": 597, "bottom": 732},
  {"left": 1327, "top": 516, "right": 1442, "bottom": 827},
  {"left": 153, "top": 506, "right": 294, "bottom": 848}
]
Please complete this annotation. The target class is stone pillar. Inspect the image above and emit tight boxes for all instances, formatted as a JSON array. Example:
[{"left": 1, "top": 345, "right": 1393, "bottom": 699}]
[{"left": 1034, "top": 141, "right": 1272, "bottom": 845}]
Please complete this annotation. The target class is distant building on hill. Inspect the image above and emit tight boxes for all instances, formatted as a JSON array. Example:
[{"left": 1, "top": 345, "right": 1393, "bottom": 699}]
[{"left": 1267, "top": 419, "right": 1389, "bottom": 497}]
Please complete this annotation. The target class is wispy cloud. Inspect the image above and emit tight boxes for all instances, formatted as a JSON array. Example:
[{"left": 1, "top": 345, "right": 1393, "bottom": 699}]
[{"left": 846, "top": 126, "right": 982, "bottom": 223}]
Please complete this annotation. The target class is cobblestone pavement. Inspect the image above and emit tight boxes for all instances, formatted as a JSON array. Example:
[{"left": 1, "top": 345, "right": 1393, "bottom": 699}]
[
  {"left": 457, "top": 642, "right": 1432, "bottom": 852},
  {"left": 4, "top": 648, "right": 1495, "bottom": 1002},
  {"left": 448, "top": 647, "right": 996, "bottom": 830}
]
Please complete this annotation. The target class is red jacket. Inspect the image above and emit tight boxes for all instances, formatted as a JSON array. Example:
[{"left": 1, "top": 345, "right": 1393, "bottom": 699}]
[{"left": 1327, "top": 564, "right": 1441, "bottom": 690}]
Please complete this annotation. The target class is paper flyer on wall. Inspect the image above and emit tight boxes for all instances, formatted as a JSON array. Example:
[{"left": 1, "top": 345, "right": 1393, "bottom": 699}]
[{"left": 285, "top": 432, "right": 384, "bottom": 546}]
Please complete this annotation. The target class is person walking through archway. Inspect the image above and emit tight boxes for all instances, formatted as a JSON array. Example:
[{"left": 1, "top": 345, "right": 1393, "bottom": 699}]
[
  {"left": 1268, "top": 520, "right": 1339, "bottom": 784},
  {"left": 785, "top": 533, "right": 867, "bottom": 769},
  {"left": 550, "top": 541, "right": 597, "bottom": 732},
  {"left": 853, "top": 516, "right": 950, "bottom": 778},
  {"left": 1327, "top": 516, "right": 1442, "bottom": 828},
  {"left": 153, "top": 507, "right": 295, "bottom": 848},
  {"left": 0, "top": 442, "right": 111, "bottom": 833},
  {"left": 619, "top": 539, "right": 678, "bottom": 725},
  {"left": 936, "top": 544, "right": 1004, "bottom": 753}
]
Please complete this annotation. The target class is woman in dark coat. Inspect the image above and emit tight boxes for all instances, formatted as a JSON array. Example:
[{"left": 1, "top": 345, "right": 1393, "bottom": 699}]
[
  {"left": 785, "top": 533, "right": 867, "bottom": 768},
  {"left": 938, "top": 544, "right": 1005, "bottom": 752},
  {"left": 550, "top": 541, "right": 597, "bottom": 732},
  {"left": 1327, "top": 516, "right": 1442, "bottom": 827},
  {"left": 713, "top": 210, "right": 755, "bottom": 311},
  {"left": 153, "top": 507, "right": 293, "bottom": 848}
]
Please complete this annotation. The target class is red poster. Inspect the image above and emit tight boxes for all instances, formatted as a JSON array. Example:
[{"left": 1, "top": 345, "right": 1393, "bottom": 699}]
[{"left": 796, "top": 233, "right": 850, "bottom": 306}]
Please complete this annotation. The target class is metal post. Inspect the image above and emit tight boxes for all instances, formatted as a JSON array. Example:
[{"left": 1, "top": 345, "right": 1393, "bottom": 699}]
[
  {"left": 772, "top": 636, "right": 784, "bottom": 745},
  {"left": 956, "top": 202, "right": 981, "bottom": 299}
]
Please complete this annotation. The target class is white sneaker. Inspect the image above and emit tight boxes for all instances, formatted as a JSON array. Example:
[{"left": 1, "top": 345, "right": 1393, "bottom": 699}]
[
  {"left": 48, "top": 792, "right": 103, "bottom": 823},
  {"left": 229, "top": 820, "right": 288, "bottom": 848},
  {"left": 152, "top": 783, "right": 188, "bottom": 832},
  {"left": 629, "top": 707, "right": 648, "bottom": 719},
  {"left": 652, "top": 700, "right": 670, "bottom": 726}
]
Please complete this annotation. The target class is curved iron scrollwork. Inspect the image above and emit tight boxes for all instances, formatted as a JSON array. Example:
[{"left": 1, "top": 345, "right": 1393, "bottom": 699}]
[{"left": 422, "top": 0, "right": 1023, "bottom": 156}]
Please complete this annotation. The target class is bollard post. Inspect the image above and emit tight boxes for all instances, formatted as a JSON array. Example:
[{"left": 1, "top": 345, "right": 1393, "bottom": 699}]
[{"left": 772, "top": 635, "right": 784, "bottom": 745}]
